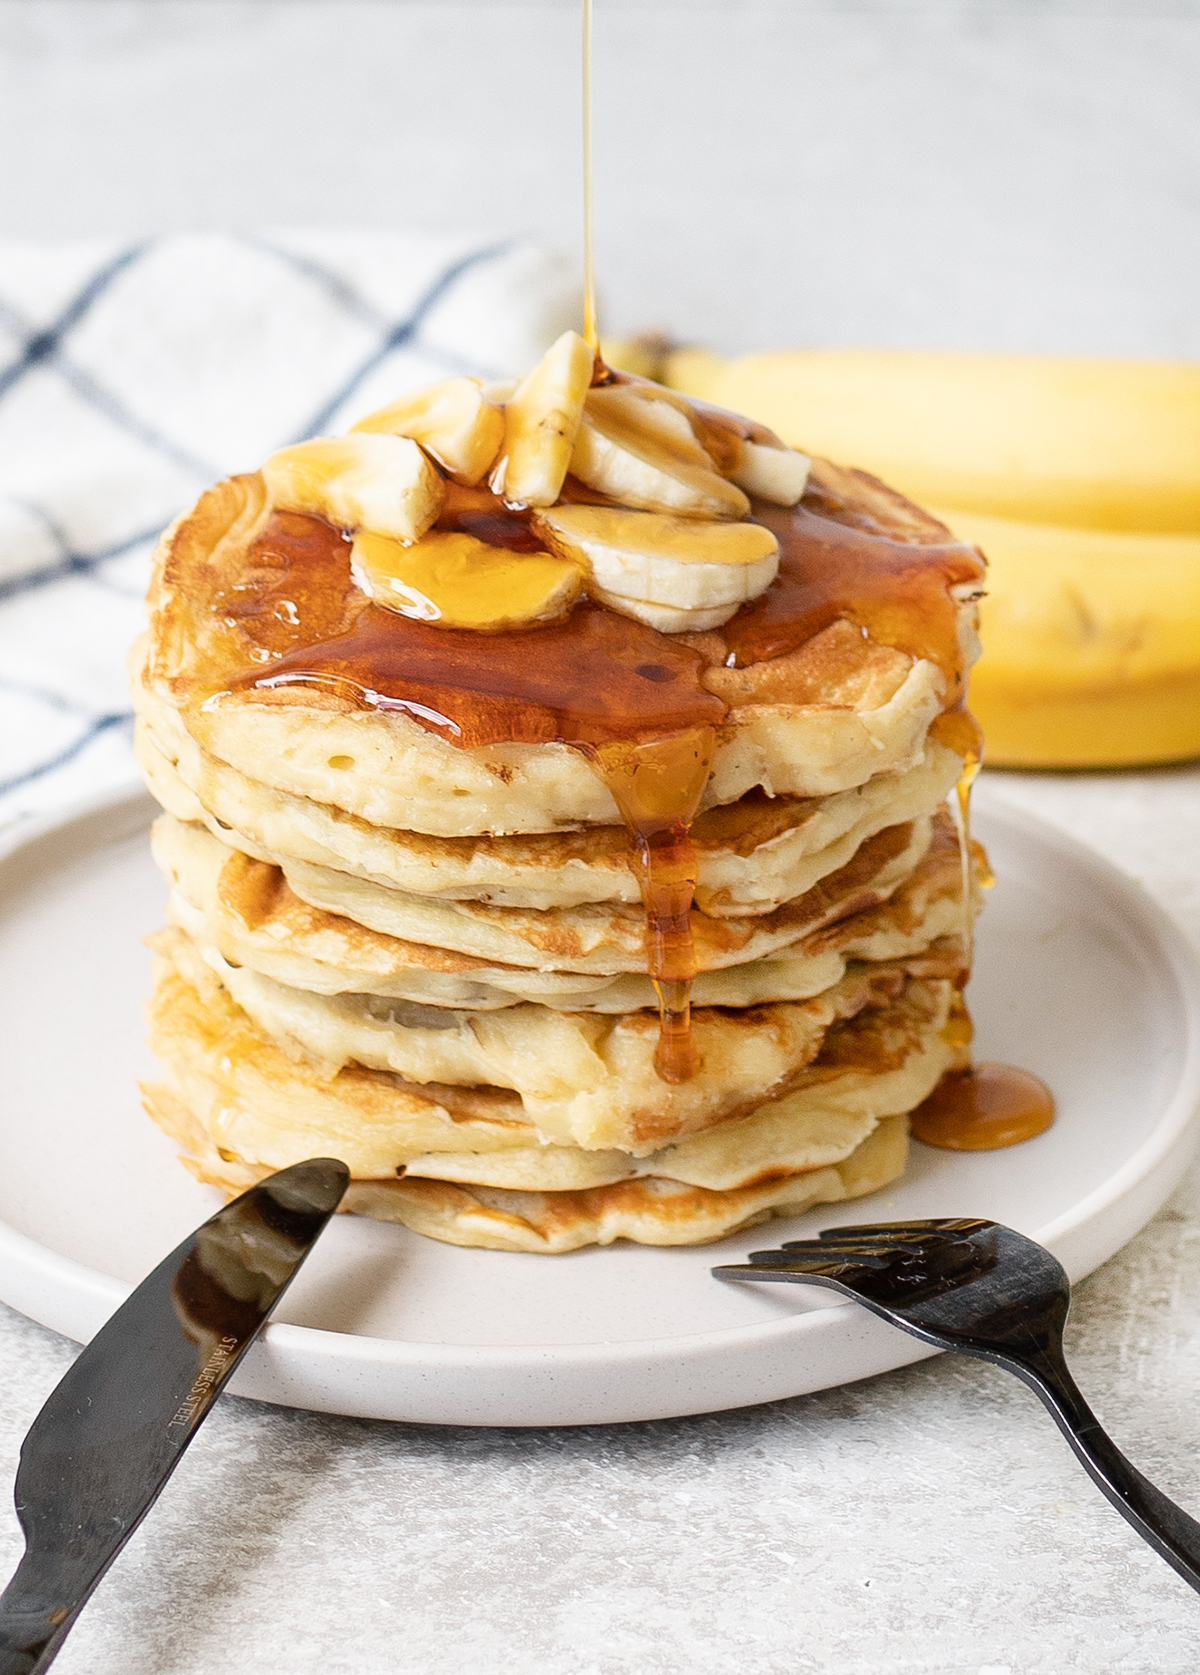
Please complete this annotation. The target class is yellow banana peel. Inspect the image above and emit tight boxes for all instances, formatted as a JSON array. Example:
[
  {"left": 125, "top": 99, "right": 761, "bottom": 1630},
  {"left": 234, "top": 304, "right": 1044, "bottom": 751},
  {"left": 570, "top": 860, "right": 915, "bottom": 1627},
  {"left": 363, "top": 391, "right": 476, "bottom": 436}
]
[
  {"left": 653, "top": 345, "right": 1200, "bottom": 767},
  {"left": 933, "top": 510, "right": 1200, "bottom": 767}
]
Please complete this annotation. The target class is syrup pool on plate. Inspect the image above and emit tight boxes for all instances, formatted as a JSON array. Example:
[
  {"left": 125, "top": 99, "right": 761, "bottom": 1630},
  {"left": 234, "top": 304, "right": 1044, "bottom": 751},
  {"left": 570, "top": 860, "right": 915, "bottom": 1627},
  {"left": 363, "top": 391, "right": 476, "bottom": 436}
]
[{"left": 911, "top": 1063, "right": 1056, "bottom": 1151}]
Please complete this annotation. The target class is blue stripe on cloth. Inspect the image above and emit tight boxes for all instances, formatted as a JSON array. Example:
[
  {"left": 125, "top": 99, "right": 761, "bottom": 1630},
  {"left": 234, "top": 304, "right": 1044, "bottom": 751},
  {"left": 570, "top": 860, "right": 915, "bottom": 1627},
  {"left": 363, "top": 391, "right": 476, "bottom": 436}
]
[
  {"left": 38, "top": 355, "right": 220, "bottom": 482},
  {"left": 0, "top": 521, "right": 166, "bottom": 605},
  {"left": 0, "top": 244, "right": 151, "bottom": 401},
  {"left": 0, "top": 235, "right": 540, "bottom": 821},
  {"left": 0, "top": 710, "right": 133, "bottom": 799},
  {"left": 245, "top": 240, "right": 389, "bottom": 331},
  {"left": 0, "top": 241, "right": 221, "bottom": 481},
  {"left": 293, "top": 241, "right": 513, "bottom": 441}
]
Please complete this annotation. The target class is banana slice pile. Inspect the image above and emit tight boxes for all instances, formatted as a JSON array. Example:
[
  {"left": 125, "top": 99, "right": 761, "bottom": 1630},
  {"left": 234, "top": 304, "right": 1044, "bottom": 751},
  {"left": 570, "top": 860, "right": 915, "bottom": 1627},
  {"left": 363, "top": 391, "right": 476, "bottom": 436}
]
[{"left": 261, "top": 332, "right": 809, "bottom": 634}]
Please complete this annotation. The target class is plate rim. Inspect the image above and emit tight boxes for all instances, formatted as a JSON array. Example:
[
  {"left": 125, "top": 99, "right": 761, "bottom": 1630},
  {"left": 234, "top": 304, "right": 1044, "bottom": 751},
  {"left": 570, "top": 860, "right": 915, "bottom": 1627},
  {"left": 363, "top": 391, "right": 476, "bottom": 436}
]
[{"left": 1, "top": 779, "right": 1198, "bottom": 1404}]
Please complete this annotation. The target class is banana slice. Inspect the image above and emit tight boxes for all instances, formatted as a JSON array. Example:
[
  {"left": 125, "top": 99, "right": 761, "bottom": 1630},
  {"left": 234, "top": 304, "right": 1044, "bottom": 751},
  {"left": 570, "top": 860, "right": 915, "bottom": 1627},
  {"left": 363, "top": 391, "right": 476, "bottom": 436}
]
[
  {"left": 728, "top": 438, "right": 810, "bottom": 504},
  {"left": 599, "top": 375, "right": 809, "bottom": 506},
  {"left": 683, "top": 407, "right": 810, "bottom": 504},
  {"left": 491, "top": 331, "right": 595, "bottom": 508},
  {"left": 534, "top": 504, "right": 779, "bottom": 632},
  {"left": 570, "top": 385, "right": 750, "bottom": 520},
  {"left": 350, "top": 378, "right": 505, "bottom": 486},
  {"left": 592, "top": 381, "right": 715, "bottom": 465},
  {"left": 262, "top": 434, "right": 443, "bottom": 542},
  {"left": 653, "top": 390, "right": 809, "bottom": 506},
  {"left": 352, "top": 528, "right": 582, "bottom": 632}
]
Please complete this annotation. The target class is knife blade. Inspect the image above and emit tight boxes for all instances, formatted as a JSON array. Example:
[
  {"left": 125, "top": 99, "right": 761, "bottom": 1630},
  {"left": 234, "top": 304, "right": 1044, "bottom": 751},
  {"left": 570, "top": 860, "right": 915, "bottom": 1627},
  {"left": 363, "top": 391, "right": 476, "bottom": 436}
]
[{"left": 0, "top": 1157, "right": 349, "bottom": 1675}]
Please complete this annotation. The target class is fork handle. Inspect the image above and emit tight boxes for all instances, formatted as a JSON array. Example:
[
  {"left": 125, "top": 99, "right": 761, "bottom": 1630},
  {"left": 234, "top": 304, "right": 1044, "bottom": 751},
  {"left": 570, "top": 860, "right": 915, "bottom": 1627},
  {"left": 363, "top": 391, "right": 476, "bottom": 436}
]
[{"left": 999, "top": 1346, "right": 1200, "bottom": 1594}]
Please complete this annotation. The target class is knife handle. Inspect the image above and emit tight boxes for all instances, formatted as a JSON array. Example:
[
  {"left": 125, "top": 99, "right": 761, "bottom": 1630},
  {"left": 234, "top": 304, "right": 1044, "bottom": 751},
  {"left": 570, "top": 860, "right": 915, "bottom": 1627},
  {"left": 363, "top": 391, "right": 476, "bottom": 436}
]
[
  {"left": 0, "top": 1551, "right": 85, "bottom": 1675},
  {"left": 0, "top": 1597, "right": 65, "bottom": 1675}
]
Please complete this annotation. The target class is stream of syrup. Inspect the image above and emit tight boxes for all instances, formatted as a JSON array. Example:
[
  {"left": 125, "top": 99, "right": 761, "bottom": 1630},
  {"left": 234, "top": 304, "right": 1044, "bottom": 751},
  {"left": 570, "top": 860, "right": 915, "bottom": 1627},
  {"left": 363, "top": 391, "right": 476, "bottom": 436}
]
[
  {"left": 921, "top": 704, "right": 1052, "bottom": 1149},
  {"left": 929, "top": 705, "right": 989, "bottom": 961},
  {"left": 199, "top": 1, "right": 1015, "bottom": 1101},
  {"left": 592, "top": 729, "right": 714, "bottom": 1081}
]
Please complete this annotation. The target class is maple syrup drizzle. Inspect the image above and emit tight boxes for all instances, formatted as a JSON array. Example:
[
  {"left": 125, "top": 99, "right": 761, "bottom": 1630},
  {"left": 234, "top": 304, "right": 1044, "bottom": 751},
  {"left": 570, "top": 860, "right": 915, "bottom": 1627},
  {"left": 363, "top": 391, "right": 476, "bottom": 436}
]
[
  {"left": 911, "top": 1063, "right": 1055, "bottom": 1151},
  {"left": 215, "top": 472, "right": 984, "bottom": 1084},
  {"left": 228, "top": 509, "right": 725, "bottom": 749},
  {"left": 724, "top": 501, "right": 985, "bottom": 702},
  {"left": 929, "top": 706, "right": 987, "bottom": 959},
  {"left": 723, "top": 489, "right": 986, "bottom": 968},
  {"left": 591, "top": 728, "right": 715, "bottom": 1082}
]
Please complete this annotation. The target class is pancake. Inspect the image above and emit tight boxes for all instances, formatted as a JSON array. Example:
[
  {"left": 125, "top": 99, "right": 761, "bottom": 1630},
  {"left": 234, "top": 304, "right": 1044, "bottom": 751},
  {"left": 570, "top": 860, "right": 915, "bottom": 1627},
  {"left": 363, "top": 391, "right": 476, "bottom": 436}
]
[
  {"left": 134, "top": 681, "right": 964, "bottom": 913},
  {"left": 143, "top": 939, "right": 955, "bottom": 1247},
  {"left": 155, "top": 808, "right": 972, "bottom": 1012},
  {"left": 272, "top": 816, "right": 930, "bottom": 973},
  {"left": 168, "top": 1115, "right": 913, "bottom": 1254},
  {"left": 144, "top": 937, "right": 951, "bottom": 1191},
  {"left": 153, "top": 800, "right": 964, "bottom": 975},
  {"left": 184, "top": 936, "right": 965, "bottom": 1135},
  {"left": 337, "top": 1115, "right": 912, "bottom": 1252},
  {"left": 151, "top": 919, "right": 962, "bottom": 1153},
  {"left": 139, "top": 458, "right": 982, "bottom": 838},
  {"left": 148, "top": 1057, "right": 911, "bottom": 1252}
]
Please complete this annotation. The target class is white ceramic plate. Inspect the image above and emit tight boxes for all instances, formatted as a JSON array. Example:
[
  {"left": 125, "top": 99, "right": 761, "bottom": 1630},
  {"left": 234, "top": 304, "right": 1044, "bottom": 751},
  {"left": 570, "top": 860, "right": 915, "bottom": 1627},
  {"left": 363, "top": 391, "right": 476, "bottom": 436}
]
[{"left": 1, "top": 783, "right": 1198, "bottom": 1428}]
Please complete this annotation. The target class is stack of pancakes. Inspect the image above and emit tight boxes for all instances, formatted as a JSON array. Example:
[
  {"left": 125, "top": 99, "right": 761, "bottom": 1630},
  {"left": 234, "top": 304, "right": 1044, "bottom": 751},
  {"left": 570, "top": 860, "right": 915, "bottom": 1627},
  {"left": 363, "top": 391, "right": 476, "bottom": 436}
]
[{"left": 132, "top": 398, "right": 985, "bottom": 1253}]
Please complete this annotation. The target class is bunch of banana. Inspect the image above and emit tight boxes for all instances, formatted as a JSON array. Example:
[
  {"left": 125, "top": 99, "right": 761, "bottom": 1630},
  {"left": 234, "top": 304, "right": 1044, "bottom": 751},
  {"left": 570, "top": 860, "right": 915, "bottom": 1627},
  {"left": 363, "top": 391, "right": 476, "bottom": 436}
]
[
  {"left": 262, "top": 333, "right": 810, "bottom": 636},
  {"left": 624, "top": 342, "right": 1200, "bottom": 768}
]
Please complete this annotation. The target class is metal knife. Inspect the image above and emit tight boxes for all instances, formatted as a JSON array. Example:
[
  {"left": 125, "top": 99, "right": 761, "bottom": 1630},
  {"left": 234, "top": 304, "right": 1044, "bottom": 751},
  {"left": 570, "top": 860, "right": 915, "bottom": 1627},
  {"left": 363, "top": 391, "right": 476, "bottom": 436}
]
[{"left": 0, "top": 1157, "right": 349, "bottom": 1675}]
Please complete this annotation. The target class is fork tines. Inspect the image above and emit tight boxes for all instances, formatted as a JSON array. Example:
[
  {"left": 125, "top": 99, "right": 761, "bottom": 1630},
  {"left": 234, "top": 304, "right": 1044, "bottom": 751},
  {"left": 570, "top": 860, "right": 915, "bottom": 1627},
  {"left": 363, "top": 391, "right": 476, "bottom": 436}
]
[
  {"left": 792, "top": 1217, "right": 994, "bottom": 1245},
  {"left": 741, "top": 1245, "right": 895, "bottom": 1268},
  {"left": 713, "top": 1217, "right": 1001, "bottom": 1281},
  {"left": 735, "top": 1218, "right": 995, "bottom": 1265}
]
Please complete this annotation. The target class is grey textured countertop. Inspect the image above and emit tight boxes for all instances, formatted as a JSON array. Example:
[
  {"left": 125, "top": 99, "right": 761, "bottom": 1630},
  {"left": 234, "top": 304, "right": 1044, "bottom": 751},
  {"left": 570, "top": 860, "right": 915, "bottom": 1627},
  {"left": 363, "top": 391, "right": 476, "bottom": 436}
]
[{"left": 2, "top": 764, "right": 1200, "bottom": 1674}]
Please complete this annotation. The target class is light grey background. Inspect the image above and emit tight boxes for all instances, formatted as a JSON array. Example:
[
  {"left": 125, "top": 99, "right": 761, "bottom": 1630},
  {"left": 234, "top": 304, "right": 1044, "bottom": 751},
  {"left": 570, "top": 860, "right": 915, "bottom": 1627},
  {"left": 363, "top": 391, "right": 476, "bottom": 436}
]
[{"left": 1, "top": 1, "right": 1199, "bottom": 357}]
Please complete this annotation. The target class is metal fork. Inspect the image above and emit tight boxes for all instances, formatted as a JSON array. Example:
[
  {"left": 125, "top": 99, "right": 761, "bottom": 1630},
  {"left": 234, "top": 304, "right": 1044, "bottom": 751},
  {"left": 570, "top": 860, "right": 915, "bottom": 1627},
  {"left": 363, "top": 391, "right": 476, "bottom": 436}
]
[{"left": 714, "top": 1217, "right": 1200, "bottom": 1593}]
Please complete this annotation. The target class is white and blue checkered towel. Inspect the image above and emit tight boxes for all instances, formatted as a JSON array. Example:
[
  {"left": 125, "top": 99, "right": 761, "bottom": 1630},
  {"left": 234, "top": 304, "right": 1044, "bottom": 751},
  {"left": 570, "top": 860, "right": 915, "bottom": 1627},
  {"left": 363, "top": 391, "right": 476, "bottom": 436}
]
[{"left": 0, "top": 229, "right": 580, "bottom": 830}]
